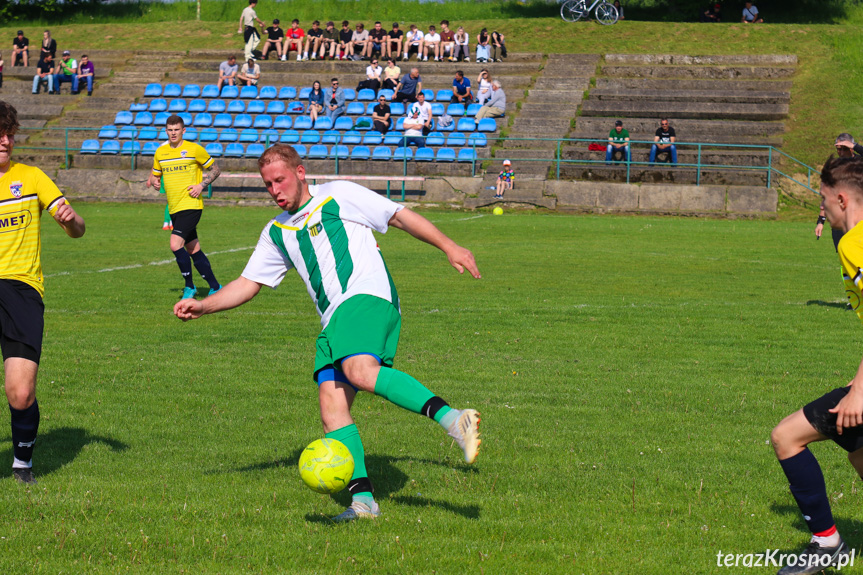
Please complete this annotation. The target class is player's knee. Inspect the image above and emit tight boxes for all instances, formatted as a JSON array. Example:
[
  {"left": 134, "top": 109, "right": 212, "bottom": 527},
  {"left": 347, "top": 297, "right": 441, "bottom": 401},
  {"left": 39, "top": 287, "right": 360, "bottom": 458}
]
[
  {"left": 7, "top": 388, "right": 35, "bottom": 410},
  {"left": 340, "top": 362, "right": 376, "bottom": 391},
  {"left": 770, "top": 424, "right": 788, "bottom": 454}
]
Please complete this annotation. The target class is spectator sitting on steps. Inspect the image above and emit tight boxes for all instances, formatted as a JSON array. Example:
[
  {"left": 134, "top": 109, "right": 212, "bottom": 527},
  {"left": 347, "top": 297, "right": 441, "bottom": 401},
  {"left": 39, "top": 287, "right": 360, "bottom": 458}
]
[
  {"left": 217, "top": 56, "right": 238, "bottom": 91},
  {"left": 475, "top": 80, "right": 505, "bottom": 120},
  {"left": 32, "top": 53, "right": 53, "bottom": 94},
  {"left": 742, "top": 1, "right": 763, "bottom": 23},
  {"left": 606, "top": 120, "right": 630, "bottom": 164},
  {"left": 649, "top": 118, "right": 678, "bottom": 164},
  {"left": 237, "top": 58, "right": 261, "bottom": 86}
]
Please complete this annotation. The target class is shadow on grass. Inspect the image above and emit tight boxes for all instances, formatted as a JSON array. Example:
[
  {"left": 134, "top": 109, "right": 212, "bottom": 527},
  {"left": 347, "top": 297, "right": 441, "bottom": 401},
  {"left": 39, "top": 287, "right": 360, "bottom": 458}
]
[
  {"left": 771, "top": 503, "right": 863, "bottom": 550},
  {"left": 805, "top": 300, "right": 850, "bottom": 310},
  {"left": 0, "top": 426, "right": 128, "bottom": 479}
]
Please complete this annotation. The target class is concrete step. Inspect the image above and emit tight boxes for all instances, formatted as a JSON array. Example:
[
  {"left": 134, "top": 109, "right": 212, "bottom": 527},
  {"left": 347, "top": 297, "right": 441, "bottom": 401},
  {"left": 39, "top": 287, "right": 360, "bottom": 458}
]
[
  {"left": 525, "top": 90, "right": 585, "bottom": 104},
  {"left": 561, "top": 148, "right": 770, "bottom": 166},
  {"left": 573, "top": 117, "right": 785, "bottom": 136},
  {"left": 594, "top": 77, "right": 792, "bottom": 92},
  {"left": 184, "top": 49, "right": 544, "bottom": 62},
  {"left": 605, "top": 54, "right": 797, "bottom": 66},
  {"left": 533, "top": 78, "right": 590, "bottom": 90},
  {"left": 580, "top": 100, "right": 789, "bottom": 121},
  {"left": 546, "top": 53, "right": 601, "bottom": 65},
  {"left": 601, "top": 65, "right": 796, "bottom": 80},
  {"left": 589, "top": 88, "right": 790, "bottom": 105},
  {"left": 557, "top": 164, "right": 768, "bottom": 187}
]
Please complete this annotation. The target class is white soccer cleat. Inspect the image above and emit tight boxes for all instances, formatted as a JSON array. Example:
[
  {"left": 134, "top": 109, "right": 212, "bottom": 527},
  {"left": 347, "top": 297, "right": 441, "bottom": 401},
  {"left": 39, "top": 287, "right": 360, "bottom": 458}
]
[
  {"left": 448, "top": 409, "right": 481, "bottom": 464},
  {"left": 331, "top": 500, "right": 381, "bottom": 523}
]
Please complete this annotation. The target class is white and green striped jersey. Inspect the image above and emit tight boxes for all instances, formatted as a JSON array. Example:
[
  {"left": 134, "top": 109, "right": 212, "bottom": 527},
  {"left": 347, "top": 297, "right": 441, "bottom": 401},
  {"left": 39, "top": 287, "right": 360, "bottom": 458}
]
[{"left": 242, "top": 181, "right": 403, "bottom": 328}]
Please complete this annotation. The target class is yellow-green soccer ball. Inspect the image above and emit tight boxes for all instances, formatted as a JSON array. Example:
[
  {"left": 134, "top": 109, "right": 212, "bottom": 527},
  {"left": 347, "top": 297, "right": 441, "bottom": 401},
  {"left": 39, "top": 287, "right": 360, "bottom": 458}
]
[
  {"left": 493, "top": 207, "right": 504, "bottom": 216},
  {"left": 298, "top": 438, "right": 355, "bottom": 494}
]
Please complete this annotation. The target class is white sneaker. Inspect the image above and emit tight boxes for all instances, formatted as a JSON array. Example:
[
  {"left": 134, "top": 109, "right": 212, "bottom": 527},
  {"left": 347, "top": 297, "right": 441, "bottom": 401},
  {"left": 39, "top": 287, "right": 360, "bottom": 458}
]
[
  {"left": 402, "top": 54, "right": 408, "bottom": 61},
  {"left": 311, "top": 54, "right": 317, "bottom": 60},
  {"left": 447, "top": 409, "right": 481, "bottom": 464},
  {"left": 423, "top": 56, "right": 428, "bottom": 61},
  {"left": 465, "top": 57, "right": 470, "bottom": 62},
  {"left": 280, "top": 55, "right": 286, "bottom": 61},
  {"left": 297, "top": 55, "right": 302, "bottom": 61}
]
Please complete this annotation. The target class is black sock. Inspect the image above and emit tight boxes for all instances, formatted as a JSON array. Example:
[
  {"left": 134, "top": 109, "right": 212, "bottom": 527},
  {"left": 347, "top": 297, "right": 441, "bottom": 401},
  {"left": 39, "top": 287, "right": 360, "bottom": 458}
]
[
  {"left": 191, "top": 251, "right": 219, "bottom": 290},
  {"left": 779, "top": 448, "right": 835, "bottom": 533},
  {"left": 173, "top": 248, "right": 195, "bottom": 289},
  {"left": 9, "top": 400, "right": 39, "bottom": 466}
]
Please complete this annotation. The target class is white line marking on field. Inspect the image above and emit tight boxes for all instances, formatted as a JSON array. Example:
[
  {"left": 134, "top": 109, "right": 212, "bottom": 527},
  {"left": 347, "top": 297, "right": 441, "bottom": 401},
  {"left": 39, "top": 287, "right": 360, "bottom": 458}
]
[
  {"left": 45, "top": 246, "right": 255, "bottom": 278},
  {"left": 452, "top": 215, "right": 486, "bottom": 222}
]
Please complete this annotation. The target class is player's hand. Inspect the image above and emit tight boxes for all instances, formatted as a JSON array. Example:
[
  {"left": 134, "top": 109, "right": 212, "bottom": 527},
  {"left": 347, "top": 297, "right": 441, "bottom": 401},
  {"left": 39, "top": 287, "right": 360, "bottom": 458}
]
[
  {"left": 815, "top": 222, "right": 824, "bottom": 239},
  {"left": 447, "top": 245, "right": 481, "bottom": 279},
  {"left": 52, "top": 199, "right": 77, "bottom": 224},
  {"left": 174, "top": 298, "right": 205, "bottom": 321},
  {"left": 829, "top": 385, "right": 863, "bottom": 435},
  {"left": 187, "top": 184, "right": 204, "bottom": 198}
]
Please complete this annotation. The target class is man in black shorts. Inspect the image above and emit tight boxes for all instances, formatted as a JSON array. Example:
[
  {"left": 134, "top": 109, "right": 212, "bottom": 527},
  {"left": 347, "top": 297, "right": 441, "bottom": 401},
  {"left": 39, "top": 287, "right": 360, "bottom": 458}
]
[
  {"left": 261, "top": 19, "right": 285, "bottom": 61},
  {"left": 770, "top": 156, "right": 863, "bottom": 574},
  {"left": 0, "top": 101, "right": 86, "bottom": 484},
  {"left": 386, "top": 22, "right": 404, "bottom": 60},
  {"left": 11, "top": 31, "right": 28, "bottom": 67}
]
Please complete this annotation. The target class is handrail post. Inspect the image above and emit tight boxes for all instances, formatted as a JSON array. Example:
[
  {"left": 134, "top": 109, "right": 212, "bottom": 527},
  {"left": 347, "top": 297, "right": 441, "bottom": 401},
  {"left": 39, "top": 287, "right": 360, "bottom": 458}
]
[
  {"left": 626, "top": 143, "right": 630, "bottom": 184},
  {"left": 335, "top": 154, "right": 339, "bottom": 175},
  {"left": 556, "top": 139, "right": 561, "bottom": 180},
  {"left": 696, "top": 143, "right": 702, "bottom": 186},
  {"left": 64, "top": 128, "right": 70, "bottom": 169}
]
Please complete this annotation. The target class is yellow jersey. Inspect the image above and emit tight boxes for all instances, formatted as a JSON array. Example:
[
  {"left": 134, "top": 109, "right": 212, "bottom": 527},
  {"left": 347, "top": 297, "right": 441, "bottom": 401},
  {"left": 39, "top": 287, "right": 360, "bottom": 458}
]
[
  {"left": 151, "top": 140, "right": 214, "bottom": 214},
  {"left": 0, "top": 162, "right": 66, "bottom": 297}
]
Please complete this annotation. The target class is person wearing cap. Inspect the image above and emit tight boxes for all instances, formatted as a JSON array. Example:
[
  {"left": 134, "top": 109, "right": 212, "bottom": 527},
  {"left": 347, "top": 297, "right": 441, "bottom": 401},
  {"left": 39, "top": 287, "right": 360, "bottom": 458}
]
[
  {"left": 606, "top": 120, "right": 630, "bottom": 164},
  {"left": 52, "top": 51, "right": 78, "bottom": 95},
  {"left": 372, "top": 95, "right": 391, "bottom": 134},
  {"left": 649, "top": 118, "right": 677, "bottom": 165},
  {"left": 495, "top": 160, "right": 515, "bottom": 200},
  {"left": 302, "top": 20, "right": 323, "bottom": 61},
  {"left": 401, "top": 104, "right": 426, "bottom": 148},
  {"left": 475, "top": 80, "right": 506, "bottom": 120},
  {"left": 742, "top": 1, "right": 763, "bottom": 23},
  {"left": 262, "top": 19, "right": 286, "bottom": 61},
  {"left": 320, "top": 21, "right": 339, "bottom": 60},
  {"left": 324, "top": 77, "right": 346, "bottom": 122},
  {"left": 700, "top": 2, "right": 721, "bottom": 22},
  {"left": 11, "top": 31, "right": 29, "bottom": 67},
  {"left": 387, "top": 23, "right": 404, "bottom": 61}
]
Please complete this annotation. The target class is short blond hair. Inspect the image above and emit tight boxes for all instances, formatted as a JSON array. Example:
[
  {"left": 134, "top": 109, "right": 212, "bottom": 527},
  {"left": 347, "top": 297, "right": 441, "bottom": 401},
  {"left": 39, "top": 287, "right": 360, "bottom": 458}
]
[{"left": 258, "top": 144, "right": 302, "bottom": 170}]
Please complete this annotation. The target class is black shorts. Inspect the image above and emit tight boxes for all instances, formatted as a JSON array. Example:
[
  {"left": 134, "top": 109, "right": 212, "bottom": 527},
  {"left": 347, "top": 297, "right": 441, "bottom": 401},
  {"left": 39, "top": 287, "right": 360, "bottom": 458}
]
[
  {"left": 803, "top": 386, "right": 863, "bottom": 452},
  {"left": 170, "top": 209, "right": 202, "bottom": 243},
  {"left": 0, "top": 279, "right": 44, "bottom": 363}
]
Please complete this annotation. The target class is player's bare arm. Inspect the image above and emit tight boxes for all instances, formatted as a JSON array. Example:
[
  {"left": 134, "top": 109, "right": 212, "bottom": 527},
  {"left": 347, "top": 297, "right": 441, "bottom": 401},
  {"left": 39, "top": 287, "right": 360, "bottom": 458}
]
[
  {"left": 53, "top": 199, "right": 85, "bottom": 238},
  {"left": 829, "top": 355, "right": 863, "bottom": 434},
  {"left": 188, "top": 162, "right": 221, "bottom": 198},
  {"left": 146, "top": 173, "right": 161, "bottom": 189},
  {"left": 388, "top": 208, "right": 481, "bottom": 279},
  {"left": 174, "top": 276, "right": 262, "bottom": 320}
]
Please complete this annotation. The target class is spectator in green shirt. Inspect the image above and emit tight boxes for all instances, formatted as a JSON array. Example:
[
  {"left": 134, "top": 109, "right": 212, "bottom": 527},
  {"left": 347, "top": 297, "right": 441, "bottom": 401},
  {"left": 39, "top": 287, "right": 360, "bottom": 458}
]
[{"left": 606, "top": 120, "right": 630, "bottom": 163}]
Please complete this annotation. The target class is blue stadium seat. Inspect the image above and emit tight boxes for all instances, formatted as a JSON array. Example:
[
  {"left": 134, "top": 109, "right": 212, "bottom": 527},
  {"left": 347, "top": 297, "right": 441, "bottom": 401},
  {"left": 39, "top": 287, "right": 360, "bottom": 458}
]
[
  {"left": 163, "top": 84, "right": 182, "bottom": 98},
  {"left": 253, "top": 114, "right": 273, "bottom": 128},
  {"left": 100, "top": 140, "right": 120, "bottom": 154},
  {"left": 207, "top": 99, "right": 227, "bottom": 113},
  {"left": 458, "top": 148, "right": 477, "bottom": 162},
  {"left": 188, "top": 99, "right": 207, "bottom": 113},
  {"left": 298, "top": 87, "right": 312, "bottom": 100},
  {"left": 354, "top": 117, "right": 373, "bottom": 131},
  {"left": 436, "top": 148, "right": 456, "bottom": 162},
  {"left": 279, "top": 130, "right": 300, "bottom": 144},
  {"left": 273, "top": 115, "right": 292, "bottom": 129},
  {"left": 363, "top": 131, "right": 383, "bottom": 145},
  {"left": 168, "top": 99, "right": 187, "bottom": 112},
  {"left": 183, "top": 127, "right": 198, "bottom": 141},
  {"left": 260, "top": 129, "right": 279, "bottom": 144},
  {"left": 198, "top": 128, "right": 218, "bottom": 142},
  {"left": 436, "top": 89, "right": 453, "bottom": 102},
  {"left": 280, "top": 86, "right": 298, "bottom": 100},
  {"left": 266, "top": 101, "right": 286, "bottom": 114},
  {"left": 221, "top": 85, "right": 239, "bottom": 99},
  {"left": 291, "top": 144, "right": 307, "bottom": 158},
  {"left": 329, "top": 145, "right": 350, "bottom": 159},
  {"left": 287, "top": 102, "right": 305, "bottom": 114},
  {"left": 121, "top": 141, "right": 141, "bottom": 155},
  {"left": 343, "top": 88, "right": 357, "bottom": 101},
  {"left": 227, "top": 100, "right": 246, "bottom": 113},
  {"left": 322, "top": 130, "right": 341, "bottom": 144},
  {"left": 142, "top": 141, "right": 161, "bottom": 156},
  {"left": 421, "top": 89, "right": 434, "bottom": 100},
  {"left": 138, "top": 126, "right": 158, "bottom": 140},
  {"left": 98, "top": 125, "right": 118, "bottom": 139},
  {"left": 465, "top": 103, "right": 481, "bottom": 117},
  {"left": 182, "top": 84, "right": 201, "bottom": 98},
  {"left": 446, "top": 133, "right": 467, "bottom": 147},
  {"left": 129, "top": 103, "right": 148, "bottom": 112},
  {"left": 213, "top": 114, "right": 233, "bottom": 128},
  {"left": 178, "top": 112, "right": 193, "bottom": 126},
  {"left": 239, "top": 85, "right": 258, "bottom": 99},
  {"left": 346, "top": 102, "right": 365, "bottom": 115},
  {"left": 431, "top": 103, "right": 445, "bottom": 116},
  {"left": 293, "top": 116, "right": 313, "bottom": 130},
  {"left": 392, "top": 147, "right": 413, "bottom": 161},
  {"left": 233, "top": 114, "right": 253, "bottom": 128},
  {"left": 468, "top": 133, "right": 487, "bottom": 147},
  {"left": 201, "top": 85, "right": 220, "bottom": 98},
  {"left": 205, "top": 143, "right": 223, "bottom": 157},
  {"left": 350, "top": 146, "right": 371, "bottom": 160},
  {"left": 394, "top": 117, "right": 405, "bottom": 131},
  {"left": 224, "top": 143, "right": 245, "bottom": 157},
  {"left": 372, "top": 146, "right": 392, "bottom": 161},
  {"left": 144, "top": 83, "right": 163, "bottom": 97},
  {"left": 365, "top": 103, "right": 378, "bottom": 115},
  {"left": 334, "top": 117, "right": 353, "bottom": 131},
  {"left": 118, "top": 126, "right": 137, "bottom": 140},
  {"left": 389, "top": 102, "right": 405, "bottom": 116},
  {"left": 157, "top": 128, "right": 168, "bottom": 140},
  {"left": 384, "top": 131, "right": 404, "bottom": 146},
  {"left": 131, "top": 112, "right": 150, "bottom": 126},
  {"left": 246, "top": 143, "right": 266, "bottom": 157},
  {"left": 415, "top": 147, "right": 434, "bottom": 161},
  {"left": 307, "top": 144, "right": 328, "bottom": 159},
  {"left": 193, "top": 113, "right": 213, "bottom": 127},
  {"left": 357, "top": 89, "right": 376, "bottom": 101},
  {"left": 239, "top": 128, "right": 259, "bottom": 143},
  {"left": 300, "top": 130, "right": 321, "bottom": 144},
  {"left": 80, "top": 139, "right": 100, "bottom": 154},
  {"left": 425, "top": 132, "right": 445, "bottom": 146},
  {"left": 247, "top": 100, "right": 266, "bottom": 114},
  {"left": 219, "top": 128, "right": 239, "bottom": 142},
  {"left": 446, "top": 104, "right": 465, "bottom": 117},
  {"left": 342, "top": 130, "right": 362, "bottom": 145},
  {"left": 259, "top": 86, "right": 277, "bottom": 100},
  {"left": 377, "top": 89, "right": 394, "bottom": 101},
  {"left": 457, "top": 118, "right": 476, "bottom": 132},
  {"left": 148, "top": 98, "right": 168, "bottom": 112},
  {"left": 477, "top": 118, "right": 497, "bottom": 132},
  {"left": 314, "top": 117, "right": 333, "bottom": 130}
]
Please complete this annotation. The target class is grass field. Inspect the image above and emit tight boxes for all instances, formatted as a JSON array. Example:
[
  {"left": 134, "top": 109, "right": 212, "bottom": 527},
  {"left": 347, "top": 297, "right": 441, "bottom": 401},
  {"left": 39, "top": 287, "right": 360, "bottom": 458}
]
[{"left": 1, "top": 202, "right": 861, "bottom": 573}]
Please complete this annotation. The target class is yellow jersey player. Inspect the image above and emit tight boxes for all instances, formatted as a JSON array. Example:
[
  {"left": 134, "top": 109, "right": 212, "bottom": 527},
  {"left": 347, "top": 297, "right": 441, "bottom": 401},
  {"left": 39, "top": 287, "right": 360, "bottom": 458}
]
[
  {"left": 770, "top": 155, "right": 863, "bottom": 574},
  {"left": 0, "top": 101, "right": 85, "bottom": 484},
  {"left": 146, "top": 115, "right": 222, "bottom": 300}
]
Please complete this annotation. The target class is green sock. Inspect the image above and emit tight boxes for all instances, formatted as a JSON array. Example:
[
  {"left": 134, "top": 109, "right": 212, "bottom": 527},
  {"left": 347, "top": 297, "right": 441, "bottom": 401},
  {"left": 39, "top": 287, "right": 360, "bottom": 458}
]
[
  {"left": 325, "top": 424, "right": 372, "bottom": 500},
  {"left": 374, "top": 367, "right": 435, "bottom": 414}
]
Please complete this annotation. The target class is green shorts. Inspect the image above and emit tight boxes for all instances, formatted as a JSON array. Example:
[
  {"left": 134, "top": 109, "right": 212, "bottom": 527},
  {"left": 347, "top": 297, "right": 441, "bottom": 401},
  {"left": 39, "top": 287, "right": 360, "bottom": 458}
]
[{"left": 313, "top": 295, "right": 401, "bottom": 384}]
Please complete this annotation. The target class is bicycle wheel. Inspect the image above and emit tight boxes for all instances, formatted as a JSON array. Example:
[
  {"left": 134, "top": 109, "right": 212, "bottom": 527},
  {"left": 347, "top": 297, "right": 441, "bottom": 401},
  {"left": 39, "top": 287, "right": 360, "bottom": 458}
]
[
  {"left": 595, "top": 2, "right": 619, "bottom": 25},
  {"left": 561, "top": 0, "right": 587, "bottom": 22}
]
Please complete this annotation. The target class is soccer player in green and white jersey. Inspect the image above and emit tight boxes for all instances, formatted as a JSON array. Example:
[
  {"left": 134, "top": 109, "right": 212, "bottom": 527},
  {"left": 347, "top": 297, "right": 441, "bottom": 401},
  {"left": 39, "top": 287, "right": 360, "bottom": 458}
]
[{"left": 174, "top": 144, "right": 482, "bottom": 522}]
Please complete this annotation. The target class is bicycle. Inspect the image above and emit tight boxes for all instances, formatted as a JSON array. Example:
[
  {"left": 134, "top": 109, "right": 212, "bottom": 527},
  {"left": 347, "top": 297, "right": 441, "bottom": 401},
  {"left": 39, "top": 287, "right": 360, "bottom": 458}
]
[{"left": 560, "top": 0, "right": 619, "bottom": 25}]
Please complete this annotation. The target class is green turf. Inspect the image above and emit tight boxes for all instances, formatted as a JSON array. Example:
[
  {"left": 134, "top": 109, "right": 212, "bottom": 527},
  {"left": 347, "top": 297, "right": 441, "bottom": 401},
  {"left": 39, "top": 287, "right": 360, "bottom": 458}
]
[{"left": 0, "top": 202, "right": 860, "bottom": 573}]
